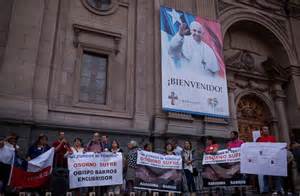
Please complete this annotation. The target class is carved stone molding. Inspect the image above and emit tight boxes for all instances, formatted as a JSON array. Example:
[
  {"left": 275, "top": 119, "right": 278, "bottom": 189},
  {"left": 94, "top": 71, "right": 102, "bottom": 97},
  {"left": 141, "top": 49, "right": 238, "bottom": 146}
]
[
  {"left": 217, "top": 0, "right": 234, "bottom": 13},
  {"left": 168, "top": 112, "right": 193, "bottom": 121},
  {"left": 236, "top": 0, "right": 285, "bottom": 15},
  {"left": 271, "top": 89, "right": 286, "bottom": 101},
  {"left": 285, "top": 66, "right": 300, "bottom": 77},
  {"left": 227, "top": 80, "right": 237, "bottom": 92},
  {"left": 235, "top": 80, "right": 268, "bottom": 92},
  {"left": 73, "top": 24, "right": 122, "bottom": 54},
  {"left": 271, "top": 83, "right": 286, "bottom": 101},
  {"left": 225, "top": 49, "right": 267, "bottom": 74},
  {"left": 261, "top": 58, "right": 288, "bottom": 80}
]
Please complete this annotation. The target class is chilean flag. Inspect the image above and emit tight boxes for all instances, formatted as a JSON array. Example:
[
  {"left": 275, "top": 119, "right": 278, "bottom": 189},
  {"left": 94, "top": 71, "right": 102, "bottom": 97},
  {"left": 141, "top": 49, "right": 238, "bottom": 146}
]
[{"left": 9, "top": 147, "right": 54, "bottom": 189}]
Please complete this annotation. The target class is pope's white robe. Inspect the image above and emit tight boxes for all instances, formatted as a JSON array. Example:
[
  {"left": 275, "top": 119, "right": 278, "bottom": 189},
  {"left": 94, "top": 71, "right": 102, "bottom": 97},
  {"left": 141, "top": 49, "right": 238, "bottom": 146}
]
[{"left": 169, "top": 33, "right": 219, "bottom": 76}]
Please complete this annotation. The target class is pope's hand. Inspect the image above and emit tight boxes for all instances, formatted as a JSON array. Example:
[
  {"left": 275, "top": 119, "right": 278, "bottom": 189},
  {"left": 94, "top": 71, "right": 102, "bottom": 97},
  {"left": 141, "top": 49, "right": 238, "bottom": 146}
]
[{"left": 179, "top": 23, "right": 190, "bottom": 36}]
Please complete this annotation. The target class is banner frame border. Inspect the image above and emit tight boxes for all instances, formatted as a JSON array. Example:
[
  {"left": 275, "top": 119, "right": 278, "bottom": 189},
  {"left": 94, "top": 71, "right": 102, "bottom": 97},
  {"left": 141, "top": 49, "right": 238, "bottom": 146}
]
[{"left": 162, "top": 107, "right": 229, "bottom": 118}]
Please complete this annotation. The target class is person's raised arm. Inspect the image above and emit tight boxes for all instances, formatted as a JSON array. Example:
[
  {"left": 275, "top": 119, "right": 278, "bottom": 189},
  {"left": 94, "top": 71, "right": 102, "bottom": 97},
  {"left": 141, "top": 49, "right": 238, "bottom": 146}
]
[{"left": 169, "top": 23, "right": 189, "bottom": 58}]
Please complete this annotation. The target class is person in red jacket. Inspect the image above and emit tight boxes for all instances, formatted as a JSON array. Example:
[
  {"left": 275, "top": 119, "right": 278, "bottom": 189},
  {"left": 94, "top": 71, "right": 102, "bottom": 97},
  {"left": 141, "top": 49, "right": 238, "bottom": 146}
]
[
  {"left": 204, "top": 136, "right": 219, "bottom": 154},
  {"left": 227, "top": 131, "right": 244, "bottom": 149},
  {"left": 256, "top": 126, "right": 283, "bottom": 194},
  {"left": 52, "top": 131, "right": 70, "bottom": 168},
  {"left": 256, "top": 126, "right": 276, "bottom": 143}
]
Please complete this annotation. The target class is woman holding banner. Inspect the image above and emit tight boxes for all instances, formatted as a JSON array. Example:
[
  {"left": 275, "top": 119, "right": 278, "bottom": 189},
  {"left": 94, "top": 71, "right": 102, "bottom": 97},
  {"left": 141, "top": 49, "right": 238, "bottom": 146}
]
[
  {"left": 182, "top": 140, "right": 196, "bottom": 196},
  {"left": 108, "top": 140, "right": 123, "bottom": 195},
  {"left": 125, "top": 140, "right": 138, "bottom": 195},
  {"left": 165, "top": 143, "right": 175, "bottom": 155},
  {"left": 65, "top": 137, "right": 85, "bottom": 196}
]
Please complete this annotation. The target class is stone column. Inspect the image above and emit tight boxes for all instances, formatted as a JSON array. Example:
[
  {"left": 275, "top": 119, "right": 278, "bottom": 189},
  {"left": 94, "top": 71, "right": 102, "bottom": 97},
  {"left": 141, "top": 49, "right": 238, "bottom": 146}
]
[
  {"left": 272, "top": 83, "right": 290, "bottom": 143},
  {"left": 228, "top": 81, "right": 238, "bottom": 131},
  {"left": 270, "top": 119, "right": 280, "bottom": 141}
]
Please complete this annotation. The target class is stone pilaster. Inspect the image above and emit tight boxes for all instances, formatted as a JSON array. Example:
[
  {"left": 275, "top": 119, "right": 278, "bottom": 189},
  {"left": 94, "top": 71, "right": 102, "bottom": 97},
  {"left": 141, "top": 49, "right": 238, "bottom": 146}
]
[
  {"left": 228, "top": 81, "right": 238, "bottom": 132},
  {"left": 195, "top": 0, "right": 217, "bottom": 19},
  {"left": 272, "top": 83, "right": 290, "bottom": 143}
]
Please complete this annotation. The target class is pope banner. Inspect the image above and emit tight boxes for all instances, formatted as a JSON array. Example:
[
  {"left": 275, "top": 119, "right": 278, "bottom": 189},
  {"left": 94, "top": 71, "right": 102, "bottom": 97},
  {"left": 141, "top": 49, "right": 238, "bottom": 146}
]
[
  {"left": 134, "top": 150, "right": 182, "bottom": 193},
  {"left": 202, "top": 148, "right": 248, "bottom": 187},
  {"left": 160, "top": 6, "right": 229, "bottom": 118},
  {"left": 68, "top": 152, "right": 123, "bottom": 189}
]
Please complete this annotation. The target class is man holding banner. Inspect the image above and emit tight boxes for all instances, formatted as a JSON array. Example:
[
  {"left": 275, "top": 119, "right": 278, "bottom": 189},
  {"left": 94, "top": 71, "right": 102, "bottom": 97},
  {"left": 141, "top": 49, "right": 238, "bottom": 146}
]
[{"left": 252, "top": 126, "right": 284, "bottom": 194}]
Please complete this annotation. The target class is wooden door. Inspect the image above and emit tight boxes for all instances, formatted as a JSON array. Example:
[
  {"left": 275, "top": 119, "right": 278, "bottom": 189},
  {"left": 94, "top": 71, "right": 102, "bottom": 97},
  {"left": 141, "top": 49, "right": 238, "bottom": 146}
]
[{"left": 237, "top": 94, "right": 272, "bottom": 141}]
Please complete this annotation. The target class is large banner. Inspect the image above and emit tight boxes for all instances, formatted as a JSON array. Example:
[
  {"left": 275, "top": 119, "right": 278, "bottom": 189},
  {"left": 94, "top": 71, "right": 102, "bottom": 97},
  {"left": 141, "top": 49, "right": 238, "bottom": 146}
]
[
  {"left": 68, "top": 152, "right": 123, "bottom": 189},
  {"left": 135, "top": 150, "right": 182, "bottom": 193},
  {"left": 202, "top": 148, "right": 248, "bottom": 187},
  {"left": 240, "top": 142, "right": 287, "bottom": 176},
  {"left": 160, "top": 6, "right": 229, "bottom": 118}
]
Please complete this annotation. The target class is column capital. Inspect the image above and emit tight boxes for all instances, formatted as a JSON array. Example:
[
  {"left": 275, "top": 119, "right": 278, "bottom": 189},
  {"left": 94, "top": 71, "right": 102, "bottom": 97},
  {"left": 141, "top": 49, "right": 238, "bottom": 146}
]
[
  {"left": 285, "top": 65, "right": 300, "bottom": 77},
  {"left": 227, "top": 80, "right": 236, "bottom": 92},
  {"left": 271, "top": 83, "right": 286, "bottom": 101},
  {"left": 271, "top": 89, "right": 286, "bottom": 101}
]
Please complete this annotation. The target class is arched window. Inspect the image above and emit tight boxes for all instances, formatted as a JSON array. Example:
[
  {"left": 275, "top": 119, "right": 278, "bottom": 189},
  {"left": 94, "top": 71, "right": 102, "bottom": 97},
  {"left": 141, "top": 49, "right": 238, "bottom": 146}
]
[
  {"left": 82, "top": 0, "right": 119, "bottom": 15},
  {"left": 86, "top": 0, "right": 112, "bottom": 11}
]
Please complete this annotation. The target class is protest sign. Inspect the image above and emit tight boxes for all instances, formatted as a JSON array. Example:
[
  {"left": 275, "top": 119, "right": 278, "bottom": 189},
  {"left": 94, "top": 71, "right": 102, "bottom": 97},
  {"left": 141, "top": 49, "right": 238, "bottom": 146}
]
[
  {"left": 68, "top": 152, "right": 123, "bottom": 189},
  {"left": 202, "top": 148, "right": 248, "bottom": 187},
  {"left": 240, "top": 142, "right": 287, "bottom": 176},
  {"left": 135, "top": 150, "right": 182, "bottom": 193}
]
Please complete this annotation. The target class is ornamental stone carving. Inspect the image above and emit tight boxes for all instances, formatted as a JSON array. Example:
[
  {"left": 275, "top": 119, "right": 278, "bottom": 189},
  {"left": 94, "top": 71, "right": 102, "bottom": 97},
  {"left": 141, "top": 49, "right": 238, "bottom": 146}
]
[{"left": 224, "top": 49, "right": 267, "bottom": 74}]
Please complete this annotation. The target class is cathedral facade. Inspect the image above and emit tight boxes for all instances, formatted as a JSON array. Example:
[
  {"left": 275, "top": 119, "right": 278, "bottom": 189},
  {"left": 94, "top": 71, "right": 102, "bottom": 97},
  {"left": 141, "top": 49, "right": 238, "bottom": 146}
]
[{"left": 0, "top": 0, "right": 300, "bottom": 155}]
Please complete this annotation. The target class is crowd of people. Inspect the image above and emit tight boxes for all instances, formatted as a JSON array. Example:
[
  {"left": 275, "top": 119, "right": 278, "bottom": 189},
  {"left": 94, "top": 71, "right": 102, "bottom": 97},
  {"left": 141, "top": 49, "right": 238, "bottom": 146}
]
[{"left": 0, "top": 127, "right": 299, "bottom": 195}]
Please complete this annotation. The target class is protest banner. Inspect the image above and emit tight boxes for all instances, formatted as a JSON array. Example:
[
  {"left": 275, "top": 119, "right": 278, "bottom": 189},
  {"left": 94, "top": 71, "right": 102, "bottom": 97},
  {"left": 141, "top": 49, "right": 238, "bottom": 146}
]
[
  {"left": 240, "top": 142, "right": 287, "bottom": 176},
  {"left": 202, "top": 148, "right": 248, "bottom": 187},
  {"left": 134, "top": 150, "right": 182, "bottom": 193},
  {"left": 68, "top": 152, "right": 123, "bottom": 189}
]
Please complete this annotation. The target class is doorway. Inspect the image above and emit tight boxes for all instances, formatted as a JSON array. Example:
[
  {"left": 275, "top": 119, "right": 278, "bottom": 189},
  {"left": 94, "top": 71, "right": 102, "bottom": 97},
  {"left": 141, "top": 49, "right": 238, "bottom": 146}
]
[{"left": 237, "top": 94, "right": 272, "bottom": 142}]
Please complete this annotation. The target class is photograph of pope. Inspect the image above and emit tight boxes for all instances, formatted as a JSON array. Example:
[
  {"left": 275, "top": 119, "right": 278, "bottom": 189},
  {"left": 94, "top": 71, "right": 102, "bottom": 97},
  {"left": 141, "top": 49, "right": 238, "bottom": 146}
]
[
  {"left": 169, "top": 21, "right": 220, "bottom": 77},
  {"left": 160, "top": 6, "right": 229, "bottom": 117}
]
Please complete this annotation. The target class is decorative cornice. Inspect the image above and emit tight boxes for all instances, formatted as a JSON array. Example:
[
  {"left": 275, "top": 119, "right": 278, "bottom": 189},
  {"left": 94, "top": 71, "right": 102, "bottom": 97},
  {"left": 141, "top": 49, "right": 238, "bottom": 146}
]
[
  {"left": 203, "top": 116, "right": 228, "bottom": 124},
  {"left": 167, "top": 112, "right": 194, "bottom": 121},
  {"left": 235, "top": 80, "right": 269, "bottom": 92},
  {"left": 227, "top": 80, "right": 237, "bottom": 91},
  {"left": 285, "top": 65, "right": 300, "bottom": 77},
  {"left": 217, "top": 0, "right": 235, "bottom": 16},
  {"left": 235, "top": 0, "right": 286, "bottom": 16},
  {"left": 271, "top": 89, "right": 286, "bottom": 101},
  {"left": 73, "top": 24, "right": 122, "bottom": 54}
]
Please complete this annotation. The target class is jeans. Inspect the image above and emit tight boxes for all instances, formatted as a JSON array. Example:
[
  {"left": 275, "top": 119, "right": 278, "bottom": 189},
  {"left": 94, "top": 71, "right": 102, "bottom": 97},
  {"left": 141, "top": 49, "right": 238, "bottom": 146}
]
[{"left": 263, "top": 175, "right": 282, "bottom": 193}]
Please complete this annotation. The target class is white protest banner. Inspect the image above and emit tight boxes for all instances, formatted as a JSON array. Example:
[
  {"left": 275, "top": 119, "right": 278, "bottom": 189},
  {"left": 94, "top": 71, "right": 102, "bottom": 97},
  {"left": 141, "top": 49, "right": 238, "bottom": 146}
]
[
  {"left": 137, "top": 150, "right": 182, "bottom": 170},
  {"left": 202, "top": 148, "right": 240, "bottom": 165},
  {"left": 135, "top": 150, "right": 182, "bottom": 193},
  {"left": 240, "top": 142, "right": 287, "bottom": 176},
  {"left": 68, "top": 152, "right": 123, "bottom": 189}
]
